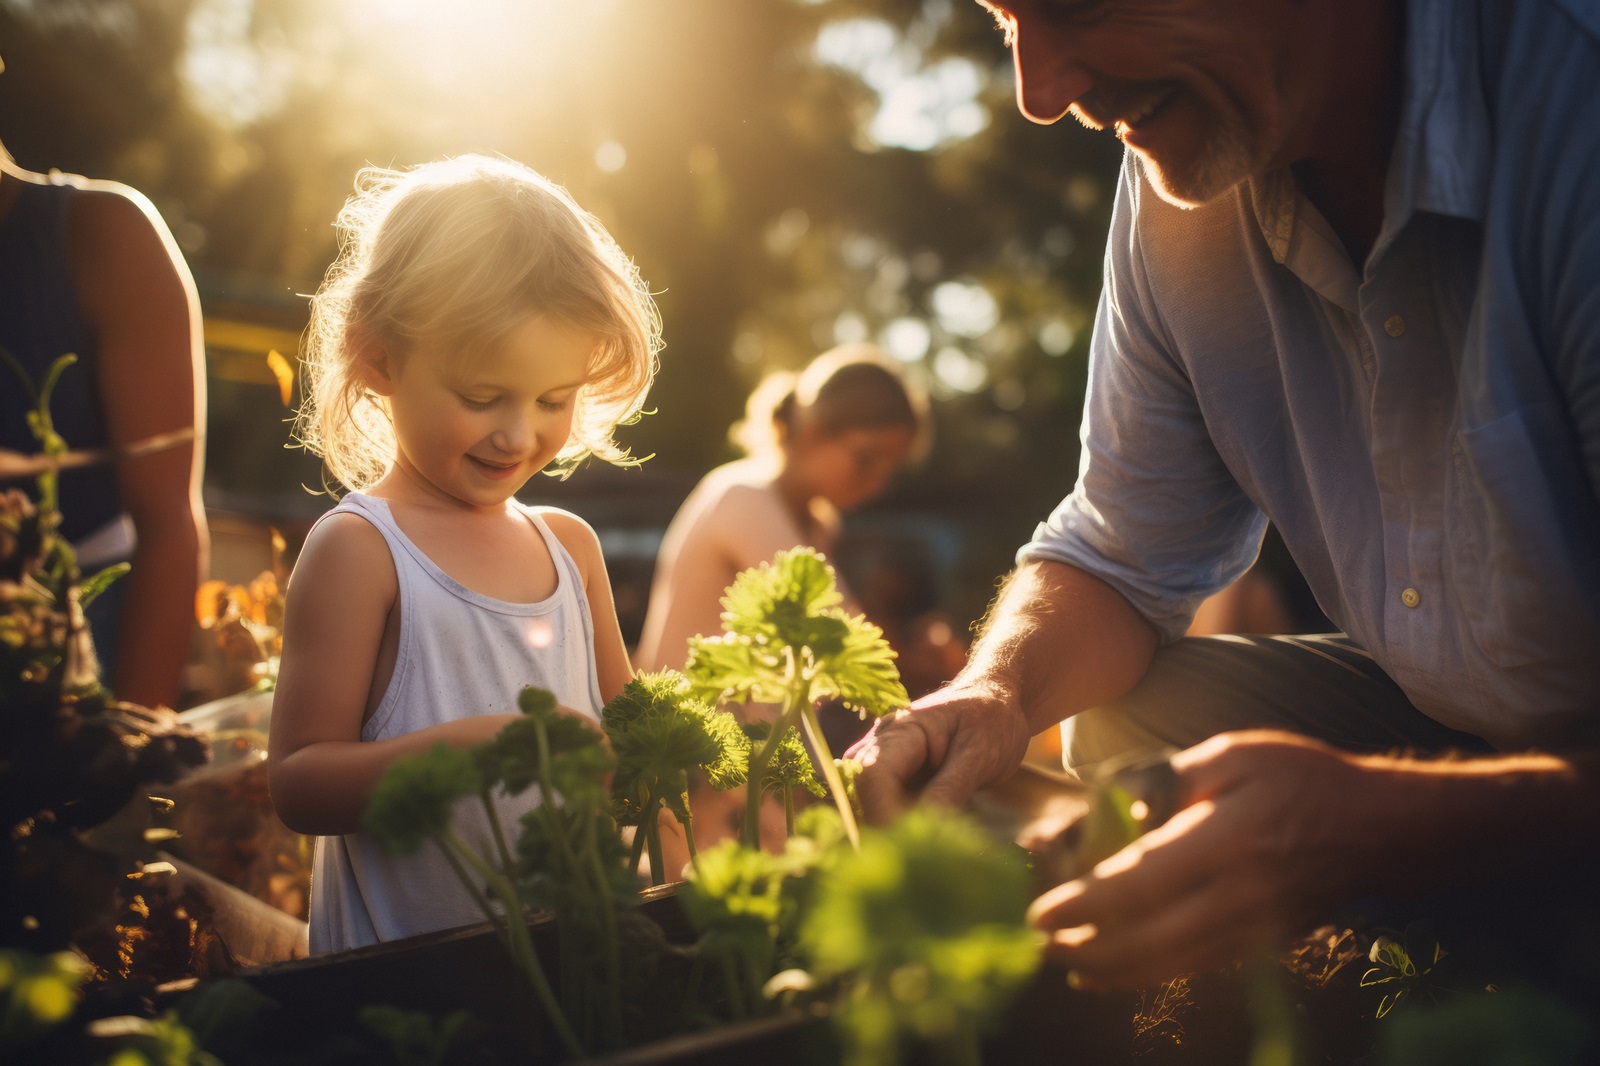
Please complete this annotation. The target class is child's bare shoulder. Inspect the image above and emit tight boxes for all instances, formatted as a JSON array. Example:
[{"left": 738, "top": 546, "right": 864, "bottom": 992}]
[{"left": 289, "top": 510, "right": 397, "bottom": 599}]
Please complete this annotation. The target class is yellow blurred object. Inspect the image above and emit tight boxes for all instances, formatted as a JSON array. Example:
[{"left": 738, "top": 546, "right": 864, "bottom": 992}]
[{"left": 265, "top": 349, "right": 295, "bottom": 407}]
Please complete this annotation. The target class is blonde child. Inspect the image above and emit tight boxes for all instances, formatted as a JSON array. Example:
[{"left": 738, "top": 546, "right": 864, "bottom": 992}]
[{"left": 268, "top": 155, "right": 659, "bottom": 953}]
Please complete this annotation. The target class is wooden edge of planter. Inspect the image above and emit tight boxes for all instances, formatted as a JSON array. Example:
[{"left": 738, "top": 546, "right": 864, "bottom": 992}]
[{"left": 574, "top": 1004, "right": 831, "bottom": 1066}]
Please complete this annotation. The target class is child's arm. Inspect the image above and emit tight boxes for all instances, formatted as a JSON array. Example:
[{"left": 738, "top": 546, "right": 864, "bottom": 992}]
[
  {"left": 268, "top": 513, "right": 518, "bottom": 836},
  {"left": 543, "top": 509, "right": 634, "bottom": 703}
]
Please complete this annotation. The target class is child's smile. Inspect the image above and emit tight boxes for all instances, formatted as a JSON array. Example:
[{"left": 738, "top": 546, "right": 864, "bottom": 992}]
[{"left": 467, "top": 454, "right": 526, "bottom": 481}]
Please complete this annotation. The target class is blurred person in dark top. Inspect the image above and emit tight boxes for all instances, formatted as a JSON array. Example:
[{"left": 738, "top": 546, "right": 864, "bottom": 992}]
[{"left": 0, "top": 66, "right": 207, "bottom": 710}]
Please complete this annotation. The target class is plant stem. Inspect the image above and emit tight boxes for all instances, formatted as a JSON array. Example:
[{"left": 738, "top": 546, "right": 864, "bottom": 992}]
[
  {"left": 628, "top": 820, "right": 648, "bottom": 877},
  {"left": 644, "top": 793, "right": 667, "bottom": 885},
  {"left": 784, "top": 785, "right": 795, "bottom": 837},
  {"left": 678, "top": 769, "right": 701, "bottom": 870},
  {"left": 800, "top": 700, "right": 859, "bottom": 850},
  {"left": 479, "top": 789, "right": 518, "bottom": 878},
  {"left": 681, "top": 809, "right": 700, "bottom": 870},
  {"left": 581, "top": 810, "right": 626, "bottom": 1039},
  {"left": 742, "top": 703, "right": 798, "bottom": 848},
  {"left": 450, "top": 830, "right": 585, "bottom": 1060},
  {"left": 435, "top": 833, "right": 499, "bottom": 931},
  {"left": 530, "top": 717, "right": 586, "bottom": 877}
]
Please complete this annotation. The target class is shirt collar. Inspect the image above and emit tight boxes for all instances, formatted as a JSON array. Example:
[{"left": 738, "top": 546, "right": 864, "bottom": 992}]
[
  {"left": 1247, "top": 0, "right": 1492, "bottom": 269},
  {"left": 1384, "top": 0, "right": 1493, "bottom": 228}
]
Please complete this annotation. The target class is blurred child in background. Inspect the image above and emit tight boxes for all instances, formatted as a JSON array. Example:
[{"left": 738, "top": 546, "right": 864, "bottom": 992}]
[
  {"left": 633, "top": 343, "right": 930, "bottom": 872},
  {"left": 634, "top": 343, "right": 929, "bottom": 673},
  {"left": 268, "top": 155, "right": 660, "bottom": 952}
]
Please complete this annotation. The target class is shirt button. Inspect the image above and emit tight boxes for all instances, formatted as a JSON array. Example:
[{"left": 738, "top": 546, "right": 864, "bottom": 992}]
[
  {"left": 1384, "top": 314, "right": 1406, "bottom": 337},
  {"left": 1400, "top": 587, "right": 1421, "bottom": 608}
]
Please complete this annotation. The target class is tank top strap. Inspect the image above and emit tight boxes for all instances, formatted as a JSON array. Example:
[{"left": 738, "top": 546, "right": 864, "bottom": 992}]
[{"left": 517, "top": 505, "right": 586, "bottom": 602}]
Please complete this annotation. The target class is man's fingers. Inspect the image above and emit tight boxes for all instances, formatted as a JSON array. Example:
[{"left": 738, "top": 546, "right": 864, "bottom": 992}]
[
  {"left": 852, "top": 714, "right": 931, "bottom": 824},
  {"left": 1043, "top": 872, "right": 1282, "bottom": 988}
]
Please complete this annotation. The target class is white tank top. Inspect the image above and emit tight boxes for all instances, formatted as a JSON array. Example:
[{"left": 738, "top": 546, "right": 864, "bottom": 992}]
[{"left": 306, "top": 492, "right": 603, "bottom": 954}]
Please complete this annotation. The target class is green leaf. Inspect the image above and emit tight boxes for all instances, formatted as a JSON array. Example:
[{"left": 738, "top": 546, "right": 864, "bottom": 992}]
[
  {"left": 77, "top": 562, "right": 130, "bottom": 610},
  {"left": 684, "top": 633, "right": 785, "bottom": 705},
  {"left": 717, "top": 547, "right": 842, "bottom": 643},
  {"left": 605, "top": 672, "right": 743, "bottom": 794},
  {"left": 742, "top": 721, "right": 824, "bottom": 798},
  {"left": 682, "top": 838, "right": 795, "bottom": 970},
  {"left": 807, "top": 613, "right": 909, "bottom": 721},
  {"left": 801, "top": 810, "right": 1042, "bottom": 1062},
  {"left": 364, "top": 743, "right": 481, "bottom": 854},
  {"left": 687, "top": 549, "right": 909, "bottom": 722}
]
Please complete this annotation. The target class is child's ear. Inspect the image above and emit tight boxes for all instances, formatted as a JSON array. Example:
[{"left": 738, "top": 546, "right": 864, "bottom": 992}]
[{"left": 354, "top": 335, "right": 398, "bottom": 396}]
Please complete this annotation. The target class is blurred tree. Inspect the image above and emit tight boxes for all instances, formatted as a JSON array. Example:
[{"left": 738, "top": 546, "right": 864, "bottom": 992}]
[{"left": 0, "top": 0, "right": 1122, "bottom": 628}]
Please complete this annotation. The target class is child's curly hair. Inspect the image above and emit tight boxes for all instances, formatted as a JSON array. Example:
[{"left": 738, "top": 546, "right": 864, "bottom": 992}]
[{"left": 297, "top": 154, "right": 661, "bottom": 491}]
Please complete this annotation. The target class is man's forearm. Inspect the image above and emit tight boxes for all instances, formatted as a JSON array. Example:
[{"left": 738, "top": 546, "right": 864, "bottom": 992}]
[
  {"left": 959, "top": 559, "right": 1161, "bottom": 736},
  {"left": 1354, "top": 748, "right": 1600, "bottom": 896}
]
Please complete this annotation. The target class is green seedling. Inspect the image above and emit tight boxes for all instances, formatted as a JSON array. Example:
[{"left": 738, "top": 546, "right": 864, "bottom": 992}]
[
  {"left": 601, "top": 670, "right": 746, "bottom": 883},
  {"left": 684, "top": 547, "right": 907, "bottom": 851},
  {"left": 1361, "top": 926, "right": 1449, "bottom": 1019},
  {"left": 365, "top": 687, "right": 633, "bottom": 1059}
]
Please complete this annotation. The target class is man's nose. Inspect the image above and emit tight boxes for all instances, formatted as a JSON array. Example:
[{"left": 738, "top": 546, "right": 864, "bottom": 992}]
[{"left": 1013, "top": 19, "right": 1093, "bottom": 124}]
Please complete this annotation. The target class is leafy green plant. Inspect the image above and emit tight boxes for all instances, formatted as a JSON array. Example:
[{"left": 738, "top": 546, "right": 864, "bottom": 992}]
[
  {"left": 357, "top": 554, "right": 1051, "bottom": 1064},
  {"left": 799, "top": 809, "right": 1042, "bottom": 1066},
  {"left": 365, "top": 687, "right": 638, "bottom": 1059},
  {"left": 678, "top": 805, "right": 843, "bottom": 1022},
  {"left": 683, "top": 547, "right": 907, "bottom": 850},
  {"left": 602, "top": 670, "right": 746, "bottom": 884}
]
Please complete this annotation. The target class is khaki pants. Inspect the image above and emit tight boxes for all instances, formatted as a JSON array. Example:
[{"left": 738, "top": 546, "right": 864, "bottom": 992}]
[{"left": 1060, "top": 634, "right": 1493, "bottom": 782}]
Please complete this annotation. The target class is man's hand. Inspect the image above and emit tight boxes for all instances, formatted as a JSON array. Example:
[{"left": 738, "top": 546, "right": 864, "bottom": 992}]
[
  {"left": 849, "top": 559, "right": 1160, "bottom": 825},
  {"left": 1028, "top": 730, "right": 1372, "bottom": 988},
  {"left": 848, "top": 677, "right": 1034, "bottom": 823}
]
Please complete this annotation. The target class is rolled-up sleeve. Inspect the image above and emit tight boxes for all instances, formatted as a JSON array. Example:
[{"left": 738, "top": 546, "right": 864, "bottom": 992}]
[{"left": 1018, "top": 156, "right": 1266, "bottom": 642}]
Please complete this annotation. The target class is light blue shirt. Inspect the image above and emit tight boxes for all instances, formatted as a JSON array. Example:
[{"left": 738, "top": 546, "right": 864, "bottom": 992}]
[{"left": 1020, "top": 0, "right": 1600, "bottom": 749}]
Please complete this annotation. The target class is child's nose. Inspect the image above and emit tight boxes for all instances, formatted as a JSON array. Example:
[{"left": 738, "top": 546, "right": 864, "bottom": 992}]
[{"left": 491, "top": 406, "right": 536, "bottom": 454}]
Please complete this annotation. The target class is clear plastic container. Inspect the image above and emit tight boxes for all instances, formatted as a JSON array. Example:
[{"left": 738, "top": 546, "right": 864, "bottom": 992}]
[{"left": 168, "top": 690, "right": 311, "bottom": 920}]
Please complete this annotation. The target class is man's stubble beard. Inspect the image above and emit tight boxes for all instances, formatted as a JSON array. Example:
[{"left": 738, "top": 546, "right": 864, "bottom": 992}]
[{"left": 1134, "top": 108, "right": 1258, "bottom": 209}]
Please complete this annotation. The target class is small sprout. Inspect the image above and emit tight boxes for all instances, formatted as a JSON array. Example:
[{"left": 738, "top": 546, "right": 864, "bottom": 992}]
[
  {"left": 602, "top": 671, "right": 746, "bottom": 882},
  {"left": 1361, "top": 927, "right": 1448, "bottom": 1018}
]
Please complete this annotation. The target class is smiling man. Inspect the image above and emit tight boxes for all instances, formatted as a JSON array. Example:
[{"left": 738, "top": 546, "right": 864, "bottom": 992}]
[{"left": 852, "top": 0, "right": 1600, "bottom": 989}]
